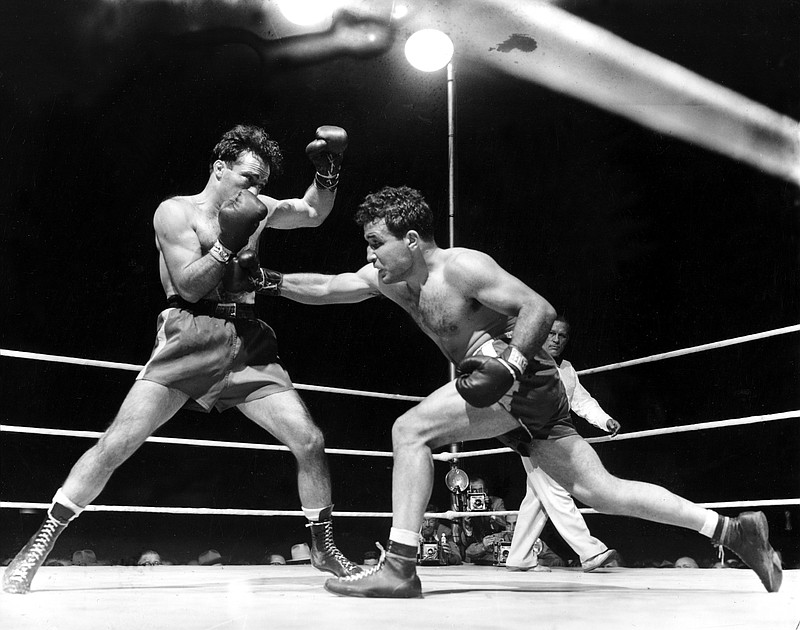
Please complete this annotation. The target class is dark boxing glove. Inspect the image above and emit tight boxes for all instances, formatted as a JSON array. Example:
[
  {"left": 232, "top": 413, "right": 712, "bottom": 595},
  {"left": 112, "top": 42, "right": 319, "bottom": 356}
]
[
  {"left": 237, "top": 249, "right": 283, "bottom": 296},
  {"left": 214, "top": 190, "right": 268, "bottom": 260},
  {"left": 455, "top": 345, "right": 529, "bottom": 408},
  {"left": 306, "top": 125, "right": 348, "bottom": 192},
  {"left": 222, "top": 249, "right": 257, "bottom": 294}
]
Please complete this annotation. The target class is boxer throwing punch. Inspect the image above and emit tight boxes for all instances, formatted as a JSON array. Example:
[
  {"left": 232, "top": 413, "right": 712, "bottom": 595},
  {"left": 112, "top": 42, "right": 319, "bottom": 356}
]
[
  {"left": 3, "top": 124, "right": 360, "bottom": 594},
  {"left": 237, "top": 185, "right": 781, "bottom": 598}
]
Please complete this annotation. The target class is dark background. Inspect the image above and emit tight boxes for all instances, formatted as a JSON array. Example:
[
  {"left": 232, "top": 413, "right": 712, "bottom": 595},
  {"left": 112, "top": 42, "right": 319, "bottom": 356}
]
[{"left": 1, "top": 0, "right": 798, "bottom": 568}]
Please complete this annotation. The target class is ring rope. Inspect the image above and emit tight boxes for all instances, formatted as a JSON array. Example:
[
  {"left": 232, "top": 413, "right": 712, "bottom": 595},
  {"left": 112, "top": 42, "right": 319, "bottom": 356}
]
[
  {"left": 3, "top": 410, "right": 797, "bottom": 460},
  {"left": 577, "top": 324, "right": 800, "bottom": 375},
  {"left": 3, "top": 321, "right": 797, "bottom": 400},
  {"left": 3, "top": 330, "right": 796, "bottom": 521},
  {"left": 0, "top": 349, "right": 425, "bottom": 403},
  {"left": 0, "top": 425, "right": 394, "bottom": 458},
  {"left": 2, "top": 502, "right": 798, "bottom": 518}
]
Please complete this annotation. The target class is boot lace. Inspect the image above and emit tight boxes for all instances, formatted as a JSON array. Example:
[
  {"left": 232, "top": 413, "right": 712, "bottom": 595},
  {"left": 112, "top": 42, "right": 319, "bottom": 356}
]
[
  {"left": 6, "top": 516, "right": 61, "bottom": 582},
  {"left": 308, "top": 520, "right": 360, "bottom": 573},
  {"left": 338, "top": 542, "right": 387, "bottom": 583}
]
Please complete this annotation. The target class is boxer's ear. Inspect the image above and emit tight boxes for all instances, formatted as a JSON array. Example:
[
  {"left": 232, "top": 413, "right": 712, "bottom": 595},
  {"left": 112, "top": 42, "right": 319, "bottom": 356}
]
[{"left": 405, "top": 230, "right": 421, "bottom": 250}]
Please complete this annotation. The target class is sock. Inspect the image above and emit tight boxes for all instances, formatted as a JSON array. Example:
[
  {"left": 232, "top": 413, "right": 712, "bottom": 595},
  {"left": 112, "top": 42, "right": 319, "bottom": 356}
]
[
  {"left": 389, "top": 527, "right": 420, "bottom": 548},
  {"left": 698, "top": 510, "right": 722, "bottom": 538},
  {"left": 49, "top": 488, "right": 85, "bottom": 523},
  {"left": 303, "top": 505, "right": 332, "bottom": 522}
]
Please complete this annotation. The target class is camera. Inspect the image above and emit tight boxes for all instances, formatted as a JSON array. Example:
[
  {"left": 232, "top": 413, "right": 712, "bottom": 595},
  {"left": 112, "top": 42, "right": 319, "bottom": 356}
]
[
  {"left": 417, "top": 542, "right": 446, "bottom": 566},
  {"left": 493, "top": 540, "right": 512, "bottom": 566},
  {"left": 467, "top": 491, "right": 490, "bottom": 512}
]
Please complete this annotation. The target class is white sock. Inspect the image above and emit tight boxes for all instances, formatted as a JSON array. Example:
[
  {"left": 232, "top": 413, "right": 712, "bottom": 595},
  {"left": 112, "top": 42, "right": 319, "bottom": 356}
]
[
  {"left": 699, "top": 509, "right": 720, "bottom": 538},
  {"left": 302, "top": 506, "right": 324, "bottom": 522},
  {"left": 390, "top": 527, "right": 420, "bottom": 547}
]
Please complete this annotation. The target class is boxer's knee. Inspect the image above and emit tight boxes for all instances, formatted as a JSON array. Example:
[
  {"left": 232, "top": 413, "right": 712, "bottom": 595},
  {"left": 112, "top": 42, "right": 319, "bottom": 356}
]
[
  {"left": 287, "top": 422, "right": 326, "bottom": 460},
  {"left": 391, "top": 411, "right": 428, "bottom": 451}
]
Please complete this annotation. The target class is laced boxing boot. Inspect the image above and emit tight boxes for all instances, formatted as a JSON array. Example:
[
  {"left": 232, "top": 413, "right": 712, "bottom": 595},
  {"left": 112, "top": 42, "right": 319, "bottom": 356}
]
[
  {"left": 713, "top": 511, "right": 782, "bottom": 593},
  {"left": 324, "top": 540, "right": 422, "bottom": 598},
  {"left": 3, "top": 501, "right": 76, "bottom": 594},
  {"left": 307, "top": 506, "right": 362, "bottom": 578}
]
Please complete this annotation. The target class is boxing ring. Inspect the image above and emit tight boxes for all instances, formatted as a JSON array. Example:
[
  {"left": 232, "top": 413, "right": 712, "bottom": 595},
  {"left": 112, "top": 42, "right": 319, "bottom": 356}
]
[
  {"left": 2, "top": 324, "right": 799, "bottom": 629},
  {"left": 1, "top": 2, "right": 799, "bottom": 625}
]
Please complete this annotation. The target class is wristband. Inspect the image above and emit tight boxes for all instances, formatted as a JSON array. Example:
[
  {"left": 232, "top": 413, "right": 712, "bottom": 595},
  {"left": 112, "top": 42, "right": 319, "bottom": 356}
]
[
  {"left": 251, "top": 268, "right": 283, "bottom": 296},
  {"left": 313, "top": 153, "right": 341, "bottom": 191},
  {"left": 501, "top": 344, "right": 529, "bottom": 377},
  {"left": 314, "top": 171, "right": 340, "bottom": 192},
  {"left": 209, "top": 240, "right": 233, "bottom": 264}
]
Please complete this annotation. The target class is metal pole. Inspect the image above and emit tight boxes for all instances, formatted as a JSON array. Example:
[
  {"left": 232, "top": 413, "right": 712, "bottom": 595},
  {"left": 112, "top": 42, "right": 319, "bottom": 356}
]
[{"left": 447, "top": 59, "right": 456, "bottom": 382}]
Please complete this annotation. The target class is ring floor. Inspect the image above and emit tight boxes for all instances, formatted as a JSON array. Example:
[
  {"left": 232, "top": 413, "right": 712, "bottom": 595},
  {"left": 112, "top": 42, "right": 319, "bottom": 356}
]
[{"left": 1, "top": 565, "right": 797, "bottom": 629}]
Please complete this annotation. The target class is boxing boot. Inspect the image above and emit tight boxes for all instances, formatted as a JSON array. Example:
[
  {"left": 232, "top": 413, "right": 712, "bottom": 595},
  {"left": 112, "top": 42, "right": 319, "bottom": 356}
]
[
  {"left": 3, "top": 511, "right": 70, "bottom": 594},
  {"left": 324, "top": 541, "right": 422, "bottom": 598},
  {"left": 714, "top": 511, "right": 782, "bottom": 592},
  {"left": 308, "top": 507, "right": 362, "bottom": 578}
]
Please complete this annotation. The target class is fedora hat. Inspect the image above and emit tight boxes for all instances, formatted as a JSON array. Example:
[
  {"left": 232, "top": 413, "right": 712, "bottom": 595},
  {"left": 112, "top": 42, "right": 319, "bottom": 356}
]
[
  {"left": 287, "top": 543, "right": 312, "bottom": 564},
  {"left": 268, "top": 553, "right": 286, "bottom": 565},
  {"left": 198, "top": 549, "right": 222, "bottom": 566}
]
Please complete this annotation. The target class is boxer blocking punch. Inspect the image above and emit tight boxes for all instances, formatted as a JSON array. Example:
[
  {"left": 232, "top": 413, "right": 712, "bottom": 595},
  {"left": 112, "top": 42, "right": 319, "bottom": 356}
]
[{"left": 3, "top": 124, "right": 361, "bottom": 595}]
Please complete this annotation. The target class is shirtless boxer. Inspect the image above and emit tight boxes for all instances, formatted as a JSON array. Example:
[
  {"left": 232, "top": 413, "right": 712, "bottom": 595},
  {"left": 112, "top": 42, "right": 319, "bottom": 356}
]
[
  {"left": 3, "top": 124, "right": 360, "bottom": 594},
  {"left": 234, "top": 185, "right": 782, "bottom": 597}
]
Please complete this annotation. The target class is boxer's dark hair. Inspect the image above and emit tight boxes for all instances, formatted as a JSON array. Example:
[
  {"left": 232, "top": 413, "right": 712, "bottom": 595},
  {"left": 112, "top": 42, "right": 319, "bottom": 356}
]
[
  {"left": 355, "top": 185, "right": 434, "bottom": 240},
  {"left": 211, "top": 124, "right": 284, "bottom": 176}
]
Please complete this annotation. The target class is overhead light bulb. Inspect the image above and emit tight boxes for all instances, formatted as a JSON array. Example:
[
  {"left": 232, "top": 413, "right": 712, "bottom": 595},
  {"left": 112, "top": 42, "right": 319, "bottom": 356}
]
[{"left": 404, "top": 29, "right": 454, "bottom": 72}]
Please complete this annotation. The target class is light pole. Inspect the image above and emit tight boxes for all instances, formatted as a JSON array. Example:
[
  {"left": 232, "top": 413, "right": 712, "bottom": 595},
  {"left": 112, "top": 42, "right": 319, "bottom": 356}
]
[
  {"left": 404, "top": 28, "right": 456, "bottom": 381},
  {"left": 405, "top": 30, "right": 467, "bottom": 550}
]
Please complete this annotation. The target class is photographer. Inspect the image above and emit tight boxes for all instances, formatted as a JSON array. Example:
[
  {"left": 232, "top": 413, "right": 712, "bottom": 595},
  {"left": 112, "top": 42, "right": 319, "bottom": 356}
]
[
  {"left": 418, "top": 504, "right": 462, "bottom": 565},
  {"left": 460, "top": 476, "right": 509, "bottom": 565}
]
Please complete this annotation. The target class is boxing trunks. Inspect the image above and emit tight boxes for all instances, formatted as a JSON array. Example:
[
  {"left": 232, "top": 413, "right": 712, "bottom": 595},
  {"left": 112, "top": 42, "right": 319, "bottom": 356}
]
[
  {"left": 471, "top": 334, "right": 576, "bottom": 454},
  {"left": 136, "top": 296, "right": 293, "bottom": 411}
]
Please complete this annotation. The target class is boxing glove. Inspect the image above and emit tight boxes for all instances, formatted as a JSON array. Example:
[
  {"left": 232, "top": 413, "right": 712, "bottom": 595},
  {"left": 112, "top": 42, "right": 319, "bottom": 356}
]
[
  {"left": 306, "top": 125, "right": 348, "bottom": 191},
  {"left": 455, "top": 345, "right": 529, "bottom": 408},
  {"left": 222, "top": 249, "right": 257, "bottom": 294},
  {"left": 237, "top": 250, "right": 283, "bottom": 295},
  {"left": 216, "top": 190, "right": 268, "bottom": 254}
]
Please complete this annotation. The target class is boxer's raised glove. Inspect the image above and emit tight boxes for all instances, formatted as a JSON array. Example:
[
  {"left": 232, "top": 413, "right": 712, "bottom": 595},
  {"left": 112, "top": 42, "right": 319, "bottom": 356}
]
[
  {"left": 306, "top": 125, "right": 348, "bottom": 192},
  {"left": 237, "top": 249, "right": 283, "bottom": 295},
  {"left": 212, "top": 191, "right": 268, "bottom": 263},
  {"left": 455, "top": 345, "right": 529, "bottom": 408}
]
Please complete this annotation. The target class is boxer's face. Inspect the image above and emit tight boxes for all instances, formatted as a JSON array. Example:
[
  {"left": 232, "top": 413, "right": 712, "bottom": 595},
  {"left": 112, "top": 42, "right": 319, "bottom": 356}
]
[
  {"left": 363, "top": 218, "right": 414, "bottom": 284},
  {"left": 216, "top": 151, "right": 270, "bottom": 197}
]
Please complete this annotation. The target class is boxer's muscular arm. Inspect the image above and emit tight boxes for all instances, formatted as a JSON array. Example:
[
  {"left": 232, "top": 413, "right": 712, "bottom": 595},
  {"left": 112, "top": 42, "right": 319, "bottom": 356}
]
[
  {"left": 450, "top": 250, "right": 555, "bottom": 358},
  {"left": 154, "top": 199, "right": 227, "bottom": 302},
  {"left": 280, "top": 264, "right": 381, "bottom": 304},
  {"left": 450, "top": 250, "right": 556, "bottom": 408},
  {"left": 262, "top": 126, "right": 348, "bottom": 230}
]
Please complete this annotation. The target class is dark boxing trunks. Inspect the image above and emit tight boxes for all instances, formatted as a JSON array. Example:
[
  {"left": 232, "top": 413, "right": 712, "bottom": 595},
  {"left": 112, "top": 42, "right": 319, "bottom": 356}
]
[
  {"left": 472, "top": 336, "right": 575, "bottom": 452},
  {"left": 136, "top": 299, "right": 293, "bottom": 411}
]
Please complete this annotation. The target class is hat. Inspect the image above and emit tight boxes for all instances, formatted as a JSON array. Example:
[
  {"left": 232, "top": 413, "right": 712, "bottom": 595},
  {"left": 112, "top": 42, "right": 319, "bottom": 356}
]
[
  {"left": 198, "top": 549, "right": 222, "bottom": 566},
  {"left": 287, "top": 543, "right": 312, "bottom": 564},
  {"left": 268, "top": 554, "right": 286, "bottom": 565},
  {"left": 72, "top": 549, "right": 98, "bottom": 566}
]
